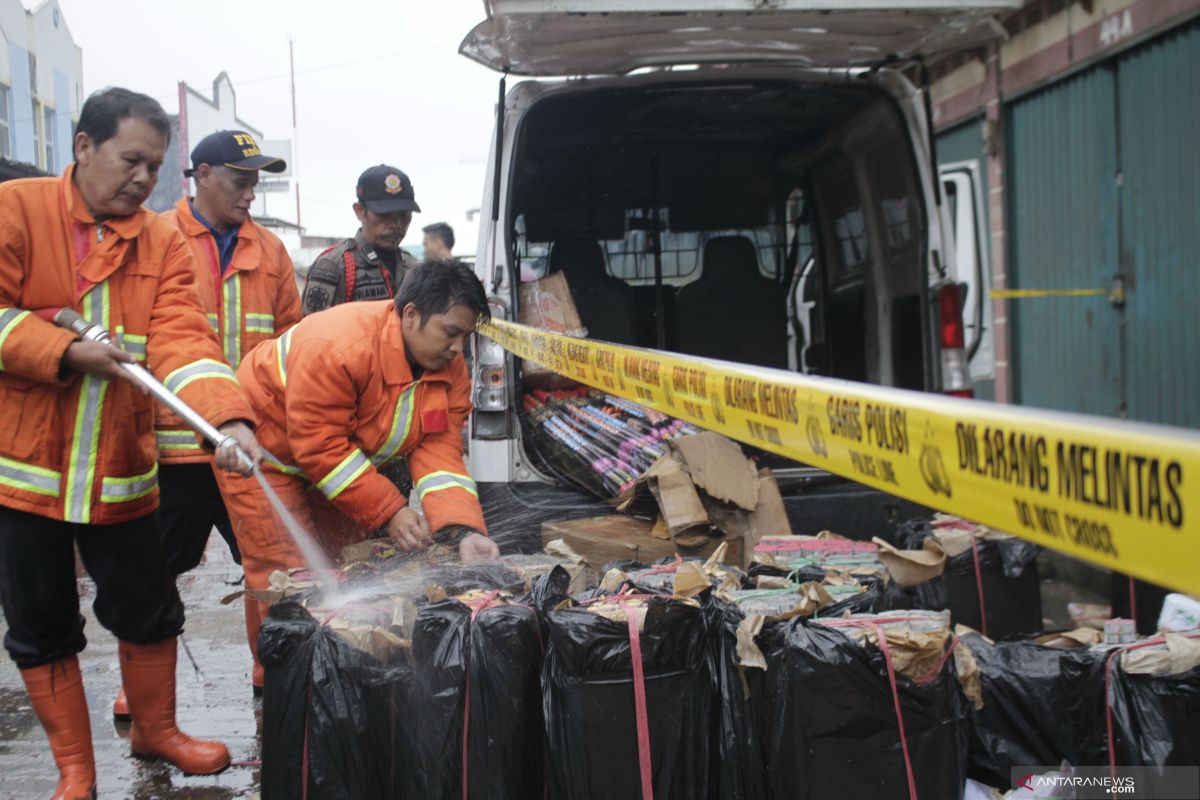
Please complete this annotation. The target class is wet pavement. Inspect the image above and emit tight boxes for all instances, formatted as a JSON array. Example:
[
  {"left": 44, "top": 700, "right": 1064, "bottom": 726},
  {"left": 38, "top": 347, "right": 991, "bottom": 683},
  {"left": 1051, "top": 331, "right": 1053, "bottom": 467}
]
[{"left": 0, "top": 535, "right": 261, "bottom": 799}]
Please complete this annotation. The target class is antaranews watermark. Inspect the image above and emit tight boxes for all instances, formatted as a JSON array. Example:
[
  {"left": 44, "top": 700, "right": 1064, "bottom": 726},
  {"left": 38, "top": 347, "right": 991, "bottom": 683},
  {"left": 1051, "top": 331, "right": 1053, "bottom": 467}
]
[{"left": 1012, "top": 766, "right": 1199, "bottom": 799}]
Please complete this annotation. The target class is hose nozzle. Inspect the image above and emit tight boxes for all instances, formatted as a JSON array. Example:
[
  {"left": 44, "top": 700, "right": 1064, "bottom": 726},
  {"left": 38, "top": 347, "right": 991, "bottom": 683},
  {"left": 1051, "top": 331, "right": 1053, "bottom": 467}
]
[{"left": 53, "top": 308, "right": 113, "bottom": 345}]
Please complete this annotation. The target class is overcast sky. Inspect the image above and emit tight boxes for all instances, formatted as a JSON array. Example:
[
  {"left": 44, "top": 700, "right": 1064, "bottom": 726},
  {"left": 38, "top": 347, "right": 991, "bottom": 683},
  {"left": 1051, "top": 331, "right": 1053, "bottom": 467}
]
[{"left": 52, "top": 0, "right": 501, "bottom": 248}]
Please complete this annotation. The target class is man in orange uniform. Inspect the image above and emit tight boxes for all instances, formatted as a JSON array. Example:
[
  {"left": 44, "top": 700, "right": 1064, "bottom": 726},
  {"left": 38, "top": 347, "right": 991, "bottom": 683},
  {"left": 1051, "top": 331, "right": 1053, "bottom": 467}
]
[
  {"left": 155, "top": 129, "right": 300, "bottom": 573},
  {"left": 218, "top": 261, "right": 498, "bottom": 690},
  {"left": 0, "top": 88, "right": 263, "bottom": 797}
]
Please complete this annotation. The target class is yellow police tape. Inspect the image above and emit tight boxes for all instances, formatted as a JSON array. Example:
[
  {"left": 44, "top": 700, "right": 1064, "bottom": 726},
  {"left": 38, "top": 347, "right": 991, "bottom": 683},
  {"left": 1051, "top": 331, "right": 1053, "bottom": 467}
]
[
  {"left": 991, "top": 288, "right": 1109, "bottom": 299},
  {"left": 480, "top": 318, "right": 1200, "bottom": 595}
]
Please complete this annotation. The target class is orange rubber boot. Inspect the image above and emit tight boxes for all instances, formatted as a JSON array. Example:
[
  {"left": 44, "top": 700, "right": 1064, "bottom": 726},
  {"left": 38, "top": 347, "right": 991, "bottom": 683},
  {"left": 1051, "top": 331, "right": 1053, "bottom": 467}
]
[
  {"left": 111, "top": 686, "right": 129, "bottom": 720},
  {"left": 119, "top": 639, "right": 231, "bottom": 775},
  {"left": 20, "top": 656, "right": 97, "bottom": 800}
]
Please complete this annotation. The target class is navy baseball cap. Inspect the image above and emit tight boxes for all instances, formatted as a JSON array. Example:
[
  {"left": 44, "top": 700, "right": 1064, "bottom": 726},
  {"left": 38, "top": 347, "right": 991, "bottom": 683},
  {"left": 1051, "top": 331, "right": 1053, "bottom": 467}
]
[
  {"left": 356, "top": 164, "right": 420, "bottom": 214},
  {"left": 184, "top": 130, "right": 286, "bottom": 177}
]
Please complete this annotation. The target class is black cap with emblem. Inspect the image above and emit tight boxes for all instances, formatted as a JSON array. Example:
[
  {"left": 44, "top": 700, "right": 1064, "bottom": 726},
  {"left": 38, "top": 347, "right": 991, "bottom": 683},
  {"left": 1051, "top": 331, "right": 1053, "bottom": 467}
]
[{"left": 356, "top": 164, "right": 420, "bottom": 214}]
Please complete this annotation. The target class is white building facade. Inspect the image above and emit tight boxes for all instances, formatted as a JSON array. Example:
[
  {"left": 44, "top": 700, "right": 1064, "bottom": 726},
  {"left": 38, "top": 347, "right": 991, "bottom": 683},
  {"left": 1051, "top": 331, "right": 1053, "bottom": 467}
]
[{"left": 0, "top": 0, "right": 82, "bottom": 174}]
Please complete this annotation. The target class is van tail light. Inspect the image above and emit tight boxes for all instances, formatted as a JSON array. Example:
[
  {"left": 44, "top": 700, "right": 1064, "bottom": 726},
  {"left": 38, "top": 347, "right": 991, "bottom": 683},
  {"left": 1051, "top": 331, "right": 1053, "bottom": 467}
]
[
  {"left": 937, "top": 283, "right": 973, "bottom": 398},
  {"left": 473, "top": 300, "right": 510, "bottom": 412},
  {"left": 473, "top": 333, "right": 508, "bottom": 411}
]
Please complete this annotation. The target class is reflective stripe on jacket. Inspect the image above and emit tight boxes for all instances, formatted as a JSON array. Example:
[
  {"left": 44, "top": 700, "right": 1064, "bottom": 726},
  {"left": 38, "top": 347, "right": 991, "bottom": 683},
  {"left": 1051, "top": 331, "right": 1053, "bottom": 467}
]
[
  {"left": 237, "top": 300, "right": 485, "bottom": 534},
  {"left": 155, "top": 198, "right": 302, "bottom": 463},
  {"left": 0, "top": 167, "right": 256, "bottom": 524}
]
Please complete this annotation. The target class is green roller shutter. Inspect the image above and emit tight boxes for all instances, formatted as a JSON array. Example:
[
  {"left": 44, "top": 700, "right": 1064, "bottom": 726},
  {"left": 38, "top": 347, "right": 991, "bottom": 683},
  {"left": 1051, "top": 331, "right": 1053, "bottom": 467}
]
[
  {"left": 1006, "top": 65, "right": 1122, "bottom": 417},
  {"left": 1007, "top": 18, "right": 1200, "bottom": 428},
  {"left": 1116, "top": 21, "right": 1200, "bottom": 428}
]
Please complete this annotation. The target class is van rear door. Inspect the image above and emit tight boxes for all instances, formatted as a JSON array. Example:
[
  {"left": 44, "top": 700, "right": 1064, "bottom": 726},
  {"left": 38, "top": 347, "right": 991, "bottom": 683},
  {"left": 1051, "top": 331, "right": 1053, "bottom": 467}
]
[
  {"left": 461, "top": 0, "right": 1020, "bottom": 76},
  {"left": 941, "top": 161, "right": 996, "bottom": 395}
]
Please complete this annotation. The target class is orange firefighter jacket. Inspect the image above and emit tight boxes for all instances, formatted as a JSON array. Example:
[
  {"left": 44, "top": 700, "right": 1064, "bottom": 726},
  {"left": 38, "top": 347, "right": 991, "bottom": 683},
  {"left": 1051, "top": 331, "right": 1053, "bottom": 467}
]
[
  {"left": 236, "top": 299, "right": 486, "bottom": 535},
  {"left": 155, "top": 198, "right": 302, "bottom": 463},
  {"left": 0, "top": 167, "right": 256, "bottom": 525}
]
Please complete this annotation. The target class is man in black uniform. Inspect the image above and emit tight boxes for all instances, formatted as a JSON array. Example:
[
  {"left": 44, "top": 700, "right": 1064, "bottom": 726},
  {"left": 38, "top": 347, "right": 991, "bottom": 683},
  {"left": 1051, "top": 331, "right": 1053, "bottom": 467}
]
[{"left": 302, "top": 164, "right": 420, "bottom": 314}]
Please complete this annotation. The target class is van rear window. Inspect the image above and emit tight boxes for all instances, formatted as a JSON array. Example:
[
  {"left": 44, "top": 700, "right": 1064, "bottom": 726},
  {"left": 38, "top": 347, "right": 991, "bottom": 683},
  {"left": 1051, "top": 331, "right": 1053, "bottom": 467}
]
[{"left": 515, "top": 210, "right": 782, "bottom": 288}]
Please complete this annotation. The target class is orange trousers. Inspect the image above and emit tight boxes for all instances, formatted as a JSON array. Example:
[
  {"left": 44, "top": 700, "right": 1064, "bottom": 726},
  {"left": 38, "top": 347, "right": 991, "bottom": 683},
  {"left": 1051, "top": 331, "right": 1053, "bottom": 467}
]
[{"left": 215, "top": 467, "right": 369, "bottom": 687}]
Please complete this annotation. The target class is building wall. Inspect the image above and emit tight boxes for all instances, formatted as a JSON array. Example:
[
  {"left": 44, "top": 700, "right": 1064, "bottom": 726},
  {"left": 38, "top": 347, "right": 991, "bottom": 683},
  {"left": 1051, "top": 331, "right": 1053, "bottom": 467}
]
[
  {"left": 0, "top": 0, "right": 82, "bottom": 173},
  {"left": 929, "top": 0, "right": 1200, "bottom": 428},
  {"left": 146, "top": 113, "right": 184, "bottom": 213}
]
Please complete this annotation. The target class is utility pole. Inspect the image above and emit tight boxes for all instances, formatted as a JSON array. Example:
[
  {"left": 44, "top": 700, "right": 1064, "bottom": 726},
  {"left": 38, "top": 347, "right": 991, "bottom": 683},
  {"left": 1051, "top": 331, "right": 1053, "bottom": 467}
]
[{"left": 290, "top": 35, "right": 301, "bottom": 229}]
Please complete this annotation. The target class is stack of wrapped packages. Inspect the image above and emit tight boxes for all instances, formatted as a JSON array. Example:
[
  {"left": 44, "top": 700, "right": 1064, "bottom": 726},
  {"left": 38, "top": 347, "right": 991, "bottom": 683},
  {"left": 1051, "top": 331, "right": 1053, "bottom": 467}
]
[
  {"left": 256, "top": 527, "right": 1198, "bottom": 800},
  {"left": 747, "top": 532, "right": 910, "bottom": 616}
]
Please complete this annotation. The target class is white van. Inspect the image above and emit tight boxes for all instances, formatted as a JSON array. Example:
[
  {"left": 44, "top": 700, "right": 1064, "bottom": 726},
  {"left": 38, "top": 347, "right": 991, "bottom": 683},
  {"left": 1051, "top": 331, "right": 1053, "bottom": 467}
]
[{"left": 462, "top": 1, "right": 1016, "bottom": 545}]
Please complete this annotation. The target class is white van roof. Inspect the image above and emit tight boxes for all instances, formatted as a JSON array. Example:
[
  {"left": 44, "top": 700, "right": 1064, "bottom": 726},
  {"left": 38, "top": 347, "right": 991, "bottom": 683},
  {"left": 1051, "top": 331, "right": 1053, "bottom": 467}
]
[{"left": 460, "top": 1, "right": 1021, "bottom": 76}]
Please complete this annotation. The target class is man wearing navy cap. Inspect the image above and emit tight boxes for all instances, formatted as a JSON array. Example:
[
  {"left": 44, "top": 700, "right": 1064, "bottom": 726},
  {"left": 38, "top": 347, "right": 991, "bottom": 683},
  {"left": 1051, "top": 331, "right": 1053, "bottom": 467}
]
[{"left": 301, "top": 164, "right": 421, "bottom": 314}]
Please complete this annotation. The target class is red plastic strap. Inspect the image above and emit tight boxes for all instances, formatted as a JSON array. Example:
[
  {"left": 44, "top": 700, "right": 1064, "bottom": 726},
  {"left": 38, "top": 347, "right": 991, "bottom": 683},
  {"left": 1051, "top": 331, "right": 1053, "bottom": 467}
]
[
  {"left": 1127, "top": 576, "right": 1137, "bottom": 627},
  {"left": 913, "top": 634, "right": 960, "bottom": 687},
  {"left": 301, "top": 680, "right": 312, "bottom": 800},
  {"left": 578, "top": 589, "right": 664, "bottom": 607},
  {"left": 618, "top": 597, "right": 655, "bottom": 800},
  {"left": 389, "top": 691, "right": 397, "bottom": 791},
  {"left": 461, "top": 592, "right": 501, "bottom": 800},
  {"left": 461, "top": 649, "right": 473, "bottom": 800},
  {"left": 343, "top": 250, "right": 357, "bottom": 300},
  {"left": 870, "top": 624, "right": 920, "bottom": 800},
  {"left": 968, "top": 537, "right": 989, "bottom": 638},
  {"left": 643, "top": 554, "right": 685, "bottom": 576}
]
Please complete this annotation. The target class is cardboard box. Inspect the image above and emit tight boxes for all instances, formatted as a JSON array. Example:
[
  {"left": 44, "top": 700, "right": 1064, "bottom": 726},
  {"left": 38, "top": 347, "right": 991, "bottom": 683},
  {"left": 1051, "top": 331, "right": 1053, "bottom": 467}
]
[
  {"left": 518, "top": 272, "right": 585, "bottom": 390},
  {"left": 618, "top": 431, "right": 792, "bottom": 558},
  {"left": 541, "top": 515, "right": 743, "bottom": 572}
]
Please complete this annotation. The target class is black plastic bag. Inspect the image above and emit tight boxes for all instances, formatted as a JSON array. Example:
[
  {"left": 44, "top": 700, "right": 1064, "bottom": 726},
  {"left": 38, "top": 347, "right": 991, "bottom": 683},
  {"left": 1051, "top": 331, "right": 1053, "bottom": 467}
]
[
  {"left": 702, "top": 594, "right": 767, "bottom": 800},
  {"left": 959, "top": 632, "right": 1079, "bottom": 788},
  {"left": 543, "top": 597, "right": 714, "bottom": 800},
  {"left": 259, "top": 601, "right": 416, "bottom": 800},
  {"left": 822, "top": 577, "right": 913, "bottom": 617},
  {"left": 410, "top": 596, "right": 546, "bottom": 800},
  {"left": 1063, "top": 643, "right": 1200, "bottom": 780},
  {"left": 757, "top": 617, "right": 970, "bottom": 800},
  {"left": 897, "top": 518, "right": 1042, "bottom": 638},
  {"left": 524, "top": 564, "right": 573, "bottom": 612}
]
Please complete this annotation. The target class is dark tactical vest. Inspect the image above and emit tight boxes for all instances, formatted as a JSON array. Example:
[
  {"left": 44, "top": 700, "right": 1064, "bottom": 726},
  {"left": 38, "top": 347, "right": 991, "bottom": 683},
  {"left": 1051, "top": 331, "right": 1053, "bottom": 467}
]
[{"left": 302, "top": 231, "right": 417, "bottom": 315}]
